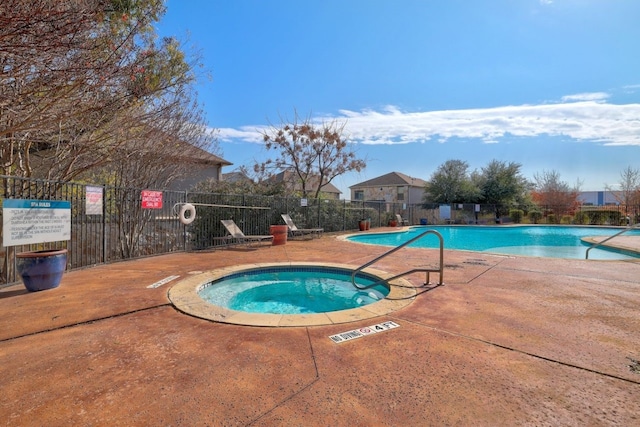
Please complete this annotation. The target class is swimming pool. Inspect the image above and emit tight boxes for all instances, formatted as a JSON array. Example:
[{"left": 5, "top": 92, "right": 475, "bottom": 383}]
[
  {"left": 347, "top": 225, "right": 640, "bottom": 260},
  {"left": 168, "top": 263, "right": 416, "bottom": 326}
]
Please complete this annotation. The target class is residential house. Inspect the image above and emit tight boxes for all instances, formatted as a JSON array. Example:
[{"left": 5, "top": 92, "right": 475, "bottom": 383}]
[
  {"left": 166, "top": 145, "right": 232, "bottom": 191},
  {"left": 26, "top": 130, "right": 232, "bottom": 191},
  {"left": 350, "top": 171, "right": 426, "bottom": 204},
  {"left": 222, "top": 170, "right": 253, "bottom": 185}
]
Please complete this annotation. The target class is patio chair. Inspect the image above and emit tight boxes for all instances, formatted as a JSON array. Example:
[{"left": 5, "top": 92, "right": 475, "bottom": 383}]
[
  {"left": 220, "top": 220, "right": 273, "bottom": 247},
  {"left": 281, "top": 214, "right": 323, "bottom": 239},
  {"left": 396, "top": 214, "right": 409, "bottom": 226}
]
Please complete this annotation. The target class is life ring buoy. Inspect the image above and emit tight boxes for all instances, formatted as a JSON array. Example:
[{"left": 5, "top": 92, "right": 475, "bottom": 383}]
[{"left": 179, "top": 203, "right": 196, "bottom": 225}]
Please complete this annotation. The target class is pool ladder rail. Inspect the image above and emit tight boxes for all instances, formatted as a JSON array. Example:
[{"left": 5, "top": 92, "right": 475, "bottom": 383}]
[
  {"left": 585, "top": 222, "right": 640, "bottom": 259},
  {"left": 351, "top": 229, "right": 444, "bottom": 289}
]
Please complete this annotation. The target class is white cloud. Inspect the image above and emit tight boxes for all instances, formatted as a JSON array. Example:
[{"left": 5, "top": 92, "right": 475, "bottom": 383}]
[
  {"left": 217, "top": 126, "right": 267, "bottom": 143},
  {"left": 561, "top": 92, "right": 609, "bottom": 102},
  {"left": 217, "top": 98, "right": 640, "bottom": 147},
  {"left": 622, "top": 84, "right": 640, "bottom": 93}
]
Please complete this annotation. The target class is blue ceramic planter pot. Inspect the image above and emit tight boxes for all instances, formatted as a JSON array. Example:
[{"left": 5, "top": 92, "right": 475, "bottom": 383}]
[{"left": 16, "top": 249, "right": 68, "bottom": 292}]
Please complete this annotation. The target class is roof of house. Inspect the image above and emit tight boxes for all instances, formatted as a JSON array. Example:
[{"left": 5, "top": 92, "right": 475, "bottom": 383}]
[
  {"left": 319, "top": 182, "right": 341, "bottom": 194},
  {"left": 177, "top": 143, "right": 232, "bottom": 166},
  {"left": 223, "top": 171, "right": 252, "bottom": 183},
  {"left": 350, "top": 172, "right": 427, "bottom": 189}
]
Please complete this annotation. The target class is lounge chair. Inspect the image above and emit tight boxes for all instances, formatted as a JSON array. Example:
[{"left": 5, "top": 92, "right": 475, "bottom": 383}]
[
  {"left": 220, "top": 220, "right": 273, "bottom": 247},
  {"left": 396, "top": 214, "right": 409, "bottom": 226},
  {"left": 281, "top": 214, "right": 323, "bottom": 239}
]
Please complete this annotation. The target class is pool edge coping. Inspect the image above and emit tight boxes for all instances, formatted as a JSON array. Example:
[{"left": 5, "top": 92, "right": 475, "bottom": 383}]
[
  {"left": 581, "top": 236, "right": 640, "bottom": 258},
  {"left": 168, "top": 262, "right": 417, "bottom": 327}
]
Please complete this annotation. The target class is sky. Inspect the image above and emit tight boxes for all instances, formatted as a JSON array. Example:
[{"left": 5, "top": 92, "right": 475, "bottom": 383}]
[{"left": 156, "top": 0, "right": 640, "bottom": 196}]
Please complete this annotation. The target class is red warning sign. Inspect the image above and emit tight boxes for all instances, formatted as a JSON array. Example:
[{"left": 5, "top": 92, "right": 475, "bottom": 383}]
[{"left": 141, "top": 190, "right": 163, "bottom": 209}]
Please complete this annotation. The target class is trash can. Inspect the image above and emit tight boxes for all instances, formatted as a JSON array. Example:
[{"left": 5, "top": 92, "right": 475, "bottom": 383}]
[{"left": 269, "top": 225, "right": 288, "bottom": 245}]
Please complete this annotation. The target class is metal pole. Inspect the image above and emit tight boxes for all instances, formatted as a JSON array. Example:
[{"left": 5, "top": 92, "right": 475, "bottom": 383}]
[{"left": 102, "top": 185, "right": 107, "bottom": 264}]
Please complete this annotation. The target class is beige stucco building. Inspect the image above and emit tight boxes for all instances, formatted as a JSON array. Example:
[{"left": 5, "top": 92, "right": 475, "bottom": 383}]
[{"left": 349, "top": 171, "right": 426, "bottom": 204}]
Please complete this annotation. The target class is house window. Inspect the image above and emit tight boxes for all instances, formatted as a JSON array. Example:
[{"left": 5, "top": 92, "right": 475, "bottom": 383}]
[
  {"left": 354, "top": 190, "right": 364, "bottom": 201},
  {"left": 397, "top": 187, "right": 405, "bottom": 201}
]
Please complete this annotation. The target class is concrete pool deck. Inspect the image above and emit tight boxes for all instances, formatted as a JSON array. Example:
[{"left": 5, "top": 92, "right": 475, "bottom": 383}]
[{"left": 1, "top": 229, "right": 639, "bottom": 425}]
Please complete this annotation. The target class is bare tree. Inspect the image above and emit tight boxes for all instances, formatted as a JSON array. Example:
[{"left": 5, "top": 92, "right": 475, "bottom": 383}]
[
  {"left": 2, "top": 1, "right": 140, "bottom": 179},
  {"left": 93, "top": 84, "right": 217, "bottom": 258},
  {"left": 256, "top": 112, "right": 366, "bottom": 199},
  {"left": 605, "top": 166, "right": 640, "bottom": 223},
  {"left": 532, "top": 170, "right": 581, "bottom": 221},
  {"left": 1, "top": 0, "right": 213, "bottom": 190},
  {"left": 1, "top": 0, "right": 220, "bottom": 259}
]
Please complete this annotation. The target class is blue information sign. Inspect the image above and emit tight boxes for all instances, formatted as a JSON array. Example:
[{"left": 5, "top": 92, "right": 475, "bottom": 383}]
[{"left": 2, "top": 199, "right": 71, "bottom": 246}]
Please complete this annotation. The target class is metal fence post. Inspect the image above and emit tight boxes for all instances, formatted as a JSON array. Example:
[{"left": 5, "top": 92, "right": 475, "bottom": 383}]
[{"left": 102, "top": 185, "right": 107, "bottom": 264}]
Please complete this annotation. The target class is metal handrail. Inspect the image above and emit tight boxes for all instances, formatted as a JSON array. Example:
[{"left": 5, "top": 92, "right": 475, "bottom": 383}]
[
  {"left": 172, "top": 202, "right": 270, "bottom": 212},
  {"left": 351, "top": 229, "right": 444, "bottom": 289},
  {"left": 585, "top": 222, "right": 640, "bottom": 259}
]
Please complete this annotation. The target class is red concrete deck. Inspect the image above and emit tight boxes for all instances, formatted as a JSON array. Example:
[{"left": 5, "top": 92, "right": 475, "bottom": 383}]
[{"left": 1, "top": 230, "right": 639, "bottom": 426}]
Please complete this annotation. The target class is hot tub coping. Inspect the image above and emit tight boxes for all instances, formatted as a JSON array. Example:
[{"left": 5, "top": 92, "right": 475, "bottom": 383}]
[{"left": 168, "top": 262, "right": 416, "bottom": 327}]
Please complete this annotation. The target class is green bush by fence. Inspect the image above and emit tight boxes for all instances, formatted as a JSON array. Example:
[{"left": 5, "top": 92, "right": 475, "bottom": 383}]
[
  {"left": 509, "top": 209, "right": 524, "bottom": 224},
  {"left": 582, "top": 209, "right": 623, "bottom": 225}
]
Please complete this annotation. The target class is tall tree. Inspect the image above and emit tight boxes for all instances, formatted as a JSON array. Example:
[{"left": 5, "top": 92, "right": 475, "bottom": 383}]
[
  {"left": 256, "top": 112, "right": 366, "bottom": 199},
  {"left": 423, "top": 159, "right": 479, "bottom": 203},
  {"left": 1, "top": 0, "right": 220, "bottom": 260},
  {"left": 0, "top": 0, "right": 214, "bottom": 190},
  {"left": 474, "top": 160, "right": 532, "bottom": 218}
]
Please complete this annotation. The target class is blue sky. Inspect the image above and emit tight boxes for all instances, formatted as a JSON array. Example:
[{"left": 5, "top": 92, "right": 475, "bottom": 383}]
[{"left": 157, "top": 0, "right": 640, "bottom": 196}]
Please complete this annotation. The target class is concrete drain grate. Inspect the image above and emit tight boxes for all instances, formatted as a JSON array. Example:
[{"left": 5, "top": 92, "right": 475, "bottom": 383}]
[{"left": 463, "top": 259, "right": 490, "bottom": 266}]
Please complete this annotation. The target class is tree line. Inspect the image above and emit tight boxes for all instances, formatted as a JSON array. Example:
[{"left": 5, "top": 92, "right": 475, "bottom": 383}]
[{"left": 423, "top": 159, "right": 640, "bottom": 220}]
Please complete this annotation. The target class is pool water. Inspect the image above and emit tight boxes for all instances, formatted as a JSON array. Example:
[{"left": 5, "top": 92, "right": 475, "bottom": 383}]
[
  {"left": 348, "top": 225, "right": 640, "bottom": 260},
  {"left": 198, "top": 267, "right": 390, "bottom": 314}
]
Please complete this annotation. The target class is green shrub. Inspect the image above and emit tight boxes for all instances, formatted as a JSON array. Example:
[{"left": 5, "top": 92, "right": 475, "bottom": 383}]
[
  {"left": 509, "top": 209, "right": 524, "bottom": 224},
  {"left": 582, "top": 209, "right": 622, "bottom": 225},
  {"left": 529, "top": 210, "right": 543, "bottom": 224},
  {"left": 546, "top": 214, "right": 558, "bottom": 224},
  {"left": 573, "top": 210, "right": 589, "bottom": 225},
  {"left": 561, "top": 215, "right": 573, "bottom": 224}
]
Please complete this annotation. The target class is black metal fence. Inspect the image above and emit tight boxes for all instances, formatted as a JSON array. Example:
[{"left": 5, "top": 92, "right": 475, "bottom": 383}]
[
  {"left": 0, "top": 176, "right": 415, "bottom": 284},
  {"left": 1, "top": 175, "right": 638, "bottom": 285}
]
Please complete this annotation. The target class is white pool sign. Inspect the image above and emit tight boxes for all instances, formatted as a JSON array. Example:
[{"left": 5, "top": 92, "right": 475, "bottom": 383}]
[
  {"left": 146, "top": 275, "right": 180, "bottom": 289},
  {"left": 85, "top": 186, "right": 103, "bottom": 215},
  {"left": 329, "top": 321, "right": 400, "bottom": 344},
  {"left": 2, "top": 199, "right": 71, "bottom": 246}
]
